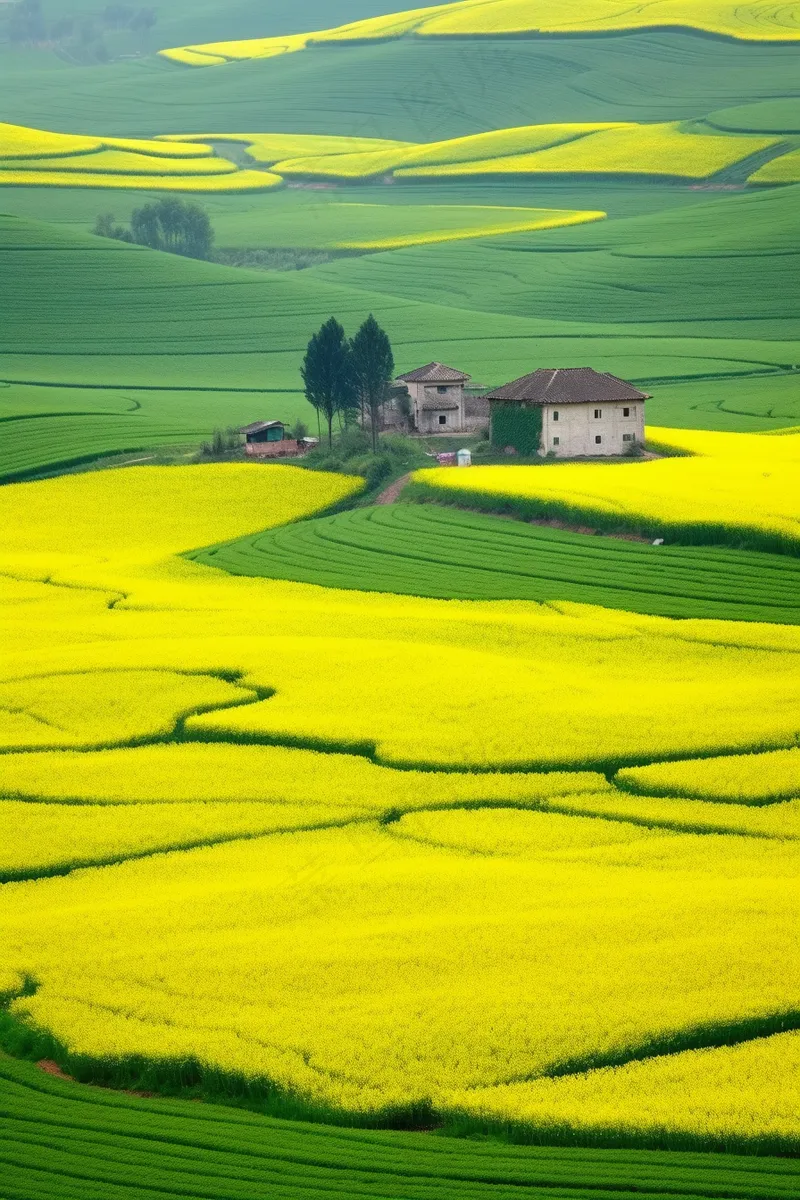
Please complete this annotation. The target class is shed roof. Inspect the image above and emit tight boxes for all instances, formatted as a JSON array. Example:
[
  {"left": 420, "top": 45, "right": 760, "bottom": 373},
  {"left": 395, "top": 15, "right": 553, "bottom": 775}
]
[
  {"left": 396, "top": 362, "right": 471, "bottom": 384},
  {"left": 486, "top": 368, "right": 650, "bottom": 406},
  {"left": 240, "top": 420, "right": 287, "bottom": 435}
]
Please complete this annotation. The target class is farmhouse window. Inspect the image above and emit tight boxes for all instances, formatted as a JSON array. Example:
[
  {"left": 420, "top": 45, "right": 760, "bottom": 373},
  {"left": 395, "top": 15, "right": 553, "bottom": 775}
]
[
  {"left": 594, "top": 409, "right": 602, "bottom": 419},
  {"left": 622, "top": 433, "right": 634, "bottom": 442},
  {"left": 553, "top": 436, "right": 560, "bottom": 446},
  {"left": 438, "top": 414, "right": 447, "bottom": 425},
  {"left": 437, "top": 386, "right": 448, "bottom": 394},
  {"left": 623, "top": 407, "right": 631, "bottom": 417},
  {"left": 553, "top": 411, "right": 559, "bottom": 421},
  {"left": 595, "top": 435, "right": 602, "bottom": 444}
]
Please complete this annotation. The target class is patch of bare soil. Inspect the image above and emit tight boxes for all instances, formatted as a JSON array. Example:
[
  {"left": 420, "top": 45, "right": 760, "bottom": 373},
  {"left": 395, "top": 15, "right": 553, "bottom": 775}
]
[{"left": 37, "top": 1059, "right": 74, "bottom": 1081}]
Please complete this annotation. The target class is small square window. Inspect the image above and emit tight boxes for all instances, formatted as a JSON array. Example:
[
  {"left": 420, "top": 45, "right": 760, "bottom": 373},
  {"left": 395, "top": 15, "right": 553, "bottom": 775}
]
[
  {"left": 552, "top": 410, "right": 559, "bottom": 422},
  {"left": 437, "top": 385, "right": 448, "bottom": 394},
  {"left": 595, "top": 435, "right": 602, "bottom": 445},
  {"left": 594, "top": 409, "right": 602, "bottom": 419},
  {"left": 623, "top": 407, "right": 631, "bottom": 417},
  {"left": 622, "top": 433, "right": 634, "bottom": 442},
  {"left": 438, "top": 414, "right": 447, "bottom": 425},
  {"left": 553, "top": 436, "right": 560, "bottom": 446}
]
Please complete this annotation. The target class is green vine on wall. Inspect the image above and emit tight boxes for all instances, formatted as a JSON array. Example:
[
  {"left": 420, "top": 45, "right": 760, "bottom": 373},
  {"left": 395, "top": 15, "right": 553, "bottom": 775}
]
[{"left": 490, "top": 403, "right": 543, "bottom": 455}]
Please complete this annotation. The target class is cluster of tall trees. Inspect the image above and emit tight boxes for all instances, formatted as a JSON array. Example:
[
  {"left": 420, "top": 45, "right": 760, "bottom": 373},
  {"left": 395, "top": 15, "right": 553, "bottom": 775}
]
[
  {"left": 94, "top": 199, "right": 214, "bottom": 260},
  {"left": 302, "top": 316, "right": 395, "bottom": 449}
]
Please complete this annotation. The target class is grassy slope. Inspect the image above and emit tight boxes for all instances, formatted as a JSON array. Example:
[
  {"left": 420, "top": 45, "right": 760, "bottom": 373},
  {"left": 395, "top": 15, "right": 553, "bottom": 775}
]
[
  {"left": 190, "top": 503, "right": 800, "bottom": 622},
  {"left": 2, "top": 178, "right": 798, "bottom": 480},
  {"left": 1, "top": 35, "right": 798, "bottom": 139},
  {"left": 1, "top": 15, "right": 798, "bottom": 459},
  {"left": 3, "top": 1054, "right": 796, "bottom": 1200}
]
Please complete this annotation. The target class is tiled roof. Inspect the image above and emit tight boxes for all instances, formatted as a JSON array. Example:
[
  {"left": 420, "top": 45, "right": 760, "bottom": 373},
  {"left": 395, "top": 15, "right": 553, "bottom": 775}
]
[
  {"left": 486, "top": 368, "right": 650, "bottom": 405},
  {"left": 396, "top": 362, "right": 471, "bottom": 384}
]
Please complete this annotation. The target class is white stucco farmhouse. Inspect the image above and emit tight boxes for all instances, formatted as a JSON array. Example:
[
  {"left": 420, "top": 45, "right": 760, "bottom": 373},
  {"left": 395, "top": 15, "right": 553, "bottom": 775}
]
[
  {"left": 393, "top": 362, "right": 470, "bottom": 434},
  {"left": 487, "top": 368, "right": 650, "bottom": 458}
]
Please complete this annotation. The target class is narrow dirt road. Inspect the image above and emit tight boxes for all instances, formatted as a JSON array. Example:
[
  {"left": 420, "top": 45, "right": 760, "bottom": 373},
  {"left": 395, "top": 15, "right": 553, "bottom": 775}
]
[{"left": 375, "top": 473, "right": 411, "bottom": 505}]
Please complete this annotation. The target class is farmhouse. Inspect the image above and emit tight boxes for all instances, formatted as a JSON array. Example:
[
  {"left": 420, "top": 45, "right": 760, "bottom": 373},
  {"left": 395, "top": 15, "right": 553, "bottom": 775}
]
[
  {"left": 487, "top": 368, "right": 649, "bottom": 458},
  {"left": 394, "top": 362, "right": 470, "bottom": 434}
]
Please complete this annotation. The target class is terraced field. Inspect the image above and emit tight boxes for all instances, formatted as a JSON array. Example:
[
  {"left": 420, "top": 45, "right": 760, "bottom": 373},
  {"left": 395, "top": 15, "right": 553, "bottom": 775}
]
[
  {"left": 411, "top": 428, "right": 800, "bottom": 554},
  {"left": 191, "top": 503, "right": 800, "bottom": 622},
  {"left": 1, "top": 463, "right": 799, "bottom": 1152},
  {"left": 161, "top": 0, "right": 800, "bottom": 67},
  {"left": 4, "top": 1055, "right": 797, "bottom": 1200}
]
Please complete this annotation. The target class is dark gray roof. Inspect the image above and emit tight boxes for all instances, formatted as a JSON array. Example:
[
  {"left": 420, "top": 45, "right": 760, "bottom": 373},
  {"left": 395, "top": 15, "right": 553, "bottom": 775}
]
[
  {"left": 396, "top": 362, "right": 471, "bottom": 384},
  {"left": 240, "top": 420, "right": 287, "bottom": 434},
  {"left": 420, "top": 397, "right": 460, "bottom": 411},
  {"left": 486, "top": 368, "right": 650, "bottom": 405}
]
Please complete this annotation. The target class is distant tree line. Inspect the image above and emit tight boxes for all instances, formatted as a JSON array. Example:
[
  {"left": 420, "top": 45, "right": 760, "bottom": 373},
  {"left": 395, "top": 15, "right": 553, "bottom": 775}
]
[
  {"left": 303, "top": 315, "right": 395, "bottom": 449},
  {"left": 5, "top": 1, "right": 156, "bottom": 62},
  {"left": 94, "top": 199, "right": 214, "bottom": 260}
]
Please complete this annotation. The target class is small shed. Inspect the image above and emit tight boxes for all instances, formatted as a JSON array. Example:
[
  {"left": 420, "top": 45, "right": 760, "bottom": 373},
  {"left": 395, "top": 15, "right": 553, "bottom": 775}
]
[{"left": 241, "top": 421, "right": 301, "bottom": 458}]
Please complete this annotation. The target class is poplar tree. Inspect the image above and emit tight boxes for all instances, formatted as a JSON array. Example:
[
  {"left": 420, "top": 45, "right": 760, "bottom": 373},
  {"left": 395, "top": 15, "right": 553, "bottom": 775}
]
[
  {"left": 350, "top": 315, "right": 395, "bottom": 452},
  {"left": 301, "top": 318, "right": 356, "bottom": 448}
]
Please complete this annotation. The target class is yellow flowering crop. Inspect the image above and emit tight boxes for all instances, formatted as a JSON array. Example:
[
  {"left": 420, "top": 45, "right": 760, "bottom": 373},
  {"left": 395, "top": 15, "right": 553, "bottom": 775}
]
[
  {"left": 0, "top": 167, "right": 281, "bottom": 192},
  {"left": 398, "top": 123, "right": 779, "bottom": 180},
  {"left": 0, "top": 458, "right": 798, "bottom": 1145},
  {"left": 0, "top": 670, "right": 251, "bottom": 752},
  {"left": 337, "top": 207, "right": 606, "bottom": 249},
  {"left": 549, "top": 788, "right": 800, "bottom": 839},
  {"left": 0, "top": 122, "right": 280, "bottom": 192},
  {"left": 0, "top": 463, "right": 361, "bottom": 567},
  {"left": 159, "top": 0, "right": 800, "bottom": 67},
  {"left": 0, "top": 150, "right": 237, "bottom": 177},
  {"left": 0, "top": 742, "right": 604, "bottom": 808},
  {"left": 3, "top": 826, "right": 798, "bottom": 1119},
  {"left": 160, "top": 132, "right": 414, "bottom": 164},
  {"left": 413, "top": 428, "right": 800, "bottom": 552},
  {"left": 0, "top": 799, "right": 357, "bottom": 880},
  {"left": 394, "top": 805, "right": 664, "bottom": 856},
  {"left": 618, "top": 746, "right": 800, "bottom": 803},
  {"left": 418, "top": 0, "right": 800, "bottom": 40},
  {"left": 0, "top": 121, "right": 100, "bottom": 159},
  {"left": 749, "top": 147, "right": 800, "bottom": 183},
  {"left": 447, "top": 1030, "right": 800, "bottom": 1148}
]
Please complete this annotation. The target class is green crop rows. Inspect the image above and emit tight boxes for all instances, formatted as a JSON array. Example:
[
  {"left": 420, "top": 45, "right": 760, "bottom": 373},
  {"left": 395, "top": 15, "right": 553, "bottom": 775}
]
[
  {"left": 1, "top": 1052, "right": 798, "bottom": 1200},
  {"left": 189, "top": 503, "right": 800, "bottom": 623}
]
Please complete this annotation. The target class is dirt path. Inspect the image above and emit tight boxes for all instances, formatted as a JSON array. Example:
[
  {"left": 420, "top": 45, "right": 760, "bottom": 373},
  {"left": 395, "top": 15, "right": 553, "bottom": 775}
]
[{"left": 375, "top": 473, "right": 411, "bottom": 505}]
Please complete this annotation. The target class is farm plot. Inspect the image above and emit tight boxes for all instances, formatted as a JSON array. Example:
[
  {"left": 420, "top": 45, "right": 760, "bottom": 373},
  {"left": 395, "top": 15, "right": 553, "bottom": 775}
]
[
  {"left": 191, "top": 502, "right": 800, "bottom": 623},
  {"left": 4, "top": 33, "right": 798, "bottom": 143},
  {"left": 0, "top": 122, "right": 279, "bottom": 193},
  {"left": 410, "top": 428, "right": 800, "bottom": 554},
  {"left": 0, "top": 463, "right": 798, "bottom": 1147},
  {"left": 160, "top": 0, "right": 800, "bottom": 66},
  {"left": 216, "top": 201, "right": 605, "bottom": 250},
  {"left": 2, "top": 1055, "right": 796, "bottom": 1200}
]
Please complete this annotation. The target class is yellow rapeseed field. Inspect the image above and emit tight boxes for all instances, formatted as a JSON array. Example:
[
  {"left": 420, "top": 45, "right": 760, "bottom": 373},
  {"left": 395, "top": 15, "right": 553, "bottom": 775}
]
[
  {"left": 0, "top": 122, "right": 281, "bottom": 192},
  {"left": 159, "top": 0, "right": 800, "bottom": 66},
  {"left": 0, "top": 456, "right": 797, "bottom": 1146},
  {"left": 413, "top": 427, "right": 800, "bottom": 551},
  {"left": 618, "top": 746, "right": 800, "bottom": 802},
  {"left": 160, "top": 132, "right": 415, "bottom": 164},
  {"left": 0, "top": 150, "right": 237, "bottom": 177},
  {"left": 448, "top": 1031, "right": 800, "bottom": 1146},
  {"left": 398, "top": 123, "right": 779, "bottom": 180},
  {"left": 749, "top": 147, "right": 800, "bottom": 183}
]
